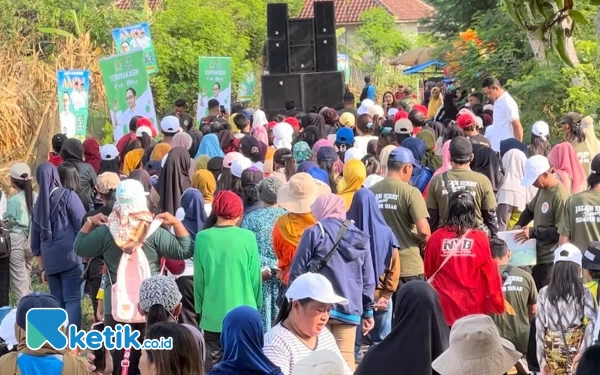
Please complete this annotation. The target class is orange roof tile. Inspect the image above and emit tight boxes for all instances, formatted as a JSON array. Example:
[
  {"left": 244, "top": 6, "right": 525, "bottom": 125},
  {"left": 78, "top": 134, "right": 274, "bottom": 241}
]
[{"left": 298, "top": 0, "right": 434, "bottom": 24}]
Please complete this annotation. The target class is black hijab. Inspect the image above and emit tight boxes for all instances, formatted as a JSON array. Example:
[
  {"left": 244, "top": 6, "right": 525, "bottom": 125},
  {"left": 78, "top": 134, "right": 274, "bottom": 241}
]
[
  {"left": 156, "top": 147, "right": 191, "bottom": 215},
  {"left": 355, "top": 281, "right": 450, "bottom": 375},
  {"left": 439, "top": 93, "right": 458, "bottom": 122},
  {"left": 472, "top": 145, "right": 504, "bottom": 192},
  {"left": 60, "top": 138, "right": 84, "bottom": 164},
  {"left": 300, "top": 113, "right": 327, "bottom": 139},
  {"left": 207, "top": 157, "right": 224, "bottom": 182},
  {"left": 187, "top": 129, "right": 203, "bottom": 159}
]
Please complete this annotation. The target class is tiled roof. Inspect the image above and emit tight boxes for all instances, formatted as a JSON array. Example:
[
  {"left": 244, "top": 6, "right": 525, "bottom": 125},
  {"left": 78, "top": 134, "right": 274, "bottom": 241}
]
[
  {"left": 115, "top": 0, "right": 161, "bottom": 10},
  {"left": 297, "top": 0, "right": 434, "bottom": 24}
]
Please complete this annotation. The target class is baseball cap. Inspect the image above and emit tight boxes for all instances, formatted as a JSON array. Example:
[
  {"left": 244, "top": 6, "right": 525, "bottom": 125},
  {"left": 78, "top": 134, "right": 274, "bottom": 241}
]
[
  {"left": 231, "top": 157, "right": 252, "bottom": 178},
  {"left": 344, "top": 147, "right": 366, "bottom": 164},
  {"left": 456, "top": 113, "right": 476, "bottom": 129},
  {"left": 554, "top": 243, "right": 582, "bottom": 266},
  {"left": 449, "top": 137, "right": 473, "bottom": 163},
  {"left": 561, "top": 112, "right": 581, "bottom": 126},
  {"left": 387, "top": 108, "right": 399, "bottom": 119},
  {"left": 583, "top": 242, "right": 600, "bottom": 270},
  {"left": 335, "top": 127, "right": 355, "bottom": 145},
  {"left": 531, "top": 121, "right": 550, "bottom": 141},
  {"left": 139, "top": 275, "right": 182, "bottom": 313},
  {"left": 521, "top": 155, "right": 551, "bottom": 187},
  {"left": 339, "top": 112, "right": 356, "bottom": 128},
  {"left": 394, "top": 119, "right": 413, "bottom": 135},
  {"left": 591, "top": 153, "right": 600, "bottom": 175},
  {"left": 136, "top": 126, "right": 152, "bottom": 138},
  {"left": 306, "top": 167, "right": 329, "bottom": 185},
  {"left": 96, "top": 172, "right": 121, "bottom": 195},
  {"left": 16, "top": 292, "right": 61, "bottom": 329},
  {"left": 52, "top": 133, "right": 67, "bottom": 151},
  {"left": 388, "top": 146, "right": 417, "bottom": 166},
  {"left": 368, "top": 104, "right": 384, "bottom": 118},
  {"left": 101, "top": 144, "right": 119, "bottom": 161},
  {"left": 285, "top": 273, "right": 349, "bottom": 305},
  {"left": 160, "top": 115, "right": 181, "bottom": 133},
  {"left": 10, "top": 163, "right": 32, "bottom": 181},
  {"left": 357, "top": 99, "right": 374, "bottom": 115},
  {"left": 116, "top": 179, "right": 149, "bottom": 200}
]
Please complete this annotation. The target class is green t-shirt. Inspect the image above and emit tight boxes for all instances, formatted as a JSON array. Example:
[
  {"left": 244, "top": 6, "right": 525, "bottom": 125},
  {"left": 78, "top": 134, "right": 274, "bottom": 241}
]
[
  {"left": 370, "top": 178, "right": 429, "bottom": 277},
  {"left": 5, "top": 191, "right": 38, "bottom": 234},
  {"left": 194, "top": 226, "right": 262, "bottom": 332},
  {"left": 570, "top": 140, "right": 592, "bottom": 177},
  {"left": 558, "top": 190, "right": 600, "bottom": 254},
  {"left": 491, "top": 264, "right": 537, "bottom": 354},
  {"left": 527, "top": 183, "right": 568, "bottom": 263},
  {"left": 426, "top": 168, "right": 497, "bottom": 227}
]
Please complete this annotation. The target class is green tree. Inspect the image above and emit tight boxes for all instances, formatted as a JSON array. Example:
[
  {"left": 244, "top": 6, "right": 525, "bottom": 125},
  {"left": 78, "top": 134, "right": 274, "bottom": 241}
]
[
  {"left": 425, "top": 0, "right": 500, "bottom": 35},
  {"left": 356, "top": 8, "right": 411, "bottom": 62}
]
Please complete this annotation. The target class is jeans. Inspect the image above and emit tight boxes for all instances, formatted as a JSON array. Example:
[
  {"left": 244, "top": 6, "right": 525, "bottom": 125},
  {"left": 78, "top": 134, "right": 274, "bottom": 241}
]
[
  {"left": 47, "top": 264, "right": 84, "bottom": 330},
  {"left": 355, "top": 299, "right": 393, "bottom": 363}
]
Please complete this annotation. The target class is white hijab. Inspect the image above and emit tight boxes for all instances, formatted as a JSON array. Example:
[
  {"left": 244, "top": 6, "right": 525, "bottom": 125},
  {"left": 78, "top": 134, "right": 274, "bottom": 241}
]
[
  {"left": 252, "top": 109, "right": 268, "bottom": 127},
  {"left": 273, "top": 122, "right": 294, "bottom": 149},
  {"left": 496, "top": 149, "right": 538, "bottom": 211}
]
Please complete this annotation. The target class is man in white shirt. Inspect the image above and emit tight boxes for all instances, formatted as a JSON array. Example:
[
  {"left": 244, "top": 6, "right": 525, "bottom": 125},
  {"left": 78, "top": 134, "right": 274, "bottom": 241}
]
[
  {"left": 70, "top": 80, "right": 87, "bottom": 110},
  {"left": 482, "top": 77, "right": 523, "bottom": 151},
  {"left": 59, "top": 92, "right": 76, "bottom": 137}
]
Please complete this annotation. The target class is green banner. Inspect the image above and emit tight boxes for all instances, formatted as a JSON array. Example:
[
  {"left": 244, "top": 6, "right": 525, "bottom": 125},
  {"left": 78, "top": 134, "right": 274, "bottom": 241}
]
[
  {"left": 237, "top": 71, "right": 255, "bottom": 103},
  {"left": 197, "top": 57, "right": 231, "bottom": 122},
  {"left": 57, "top": 70, "right": 90, "bottom": 140},
  {"left": 112, "top": 22, "right": 158, "bottom": 75},
  {"left": 99, "top": 50, "right": 157, "bottom": 142}
]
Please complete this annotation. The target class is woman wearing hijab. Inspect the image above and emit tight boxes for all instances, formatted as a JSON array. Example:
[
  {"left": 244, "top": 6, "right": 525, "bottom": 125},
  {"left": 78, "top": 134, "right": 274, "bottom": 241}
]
[
  {"left": 297, "top": 160, "right": 318, "bottom": 174},
  {"left": 472, "top": 145, "right": 504, "bottom": 194},
  {"left": 60, "top": 138, "right": 98, "bottom": 211},
  {"left": 293, "top": 141, "right": 313, "bottom": 164},
  {"left": 548, "top": 142, "right": 586, "bottom": 194},
  {"left": 177, "top": 188, "right": 207, "bottom": 327},
  {"left": 195, "top": 154, "right": 210, "bottom": 171},
  {"left": 427, "top": 87, "right": 443, "bottom": 120},
  {"left": 401, "top": 137, "right": 433, "bottom": 192},
  {"left": 242, "top": 177, "right": 287, "bottom": 330},
  {"left": 241, "top": 168, "right": 264, "bottom": 216},
  {"left": 150, "top": 143, "right": 171, "bottom": 162},
  {"left": 500, "top": 138, "right": 528, "bottom": 158},
  {"left": 434, "top": 93, "right": 458, "bottom": 123},
  {"left": 290, "top": 193, "right": 375, "bottom": 371},
  {"left": 301, "top": 113, "right": 327, "bottom": 139},
  {"left": 355, "top": 281, "right": 450, "bottom": 375},
  {"left": 157, "top": 147, "right": 192, "bottom": 215},
  {"left": 273, "top": 122, "right": 295, "bottom": 149},
  {"left": 123, "top": 127, "right": 154, "bottom": 175},
  {"left": 197, "top": 133, "right": 225, "bottom": 159},
  {"left": 32, "top": 162, "right": 86, "bottom": 329},
  {"left": 252, "top": 110, "right": 270, "bottom": 145},
  {"left": 497, "top": 149, "right": 537, "bottom": 231},
  {"left": 192, "top": 169, "right": 216, "bottom": 216},
  {"left": 128, "top": 169, "right": 161, "bottom": 214},
  {"left": 172, "top": 131, "right": 196, "bottom": 177},
  {"left": 187, "top": 128, "right": 203, "bottom": 159},
  {"left": 83, "top": 138, "right": 101, "bottom": 173},
  {"left": 207, "top": 306, "right": 283, "bottom": 375},
  {"left": 207, "top": 156, "right": 224, "bottom": 182},
  {"left": 337, "top": 159, "right": 367, "bottom": 209},
  {"left": 378, "top": 145, "right": 396, "bottom": 177},
  {"left": 581, "top": 115, "right": 600, "bottom": 160},
  {"left": 219, "top": 129, "right": 238, "bottom": 154},
  {"left": 416, "top": 130, "right": 442, "bottom": 171},
  {"left": 347, "top": 189, "right": 400, "bottom": 354}
]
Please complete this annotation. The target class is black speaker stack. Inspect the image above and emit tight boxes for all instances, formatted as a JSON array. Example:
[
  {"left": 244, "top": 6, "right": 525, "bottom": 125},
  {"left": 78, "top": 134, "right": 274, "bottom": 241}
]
[{"left": 263, "top": 1, "right": 344, "bottom": 114}]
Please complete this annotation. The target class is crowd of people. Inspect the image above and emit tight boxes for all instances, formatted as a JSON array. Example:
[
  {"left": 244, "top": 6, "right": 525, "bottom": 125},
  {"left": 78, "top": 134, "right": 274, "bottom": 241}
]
[{"left": 0, "top": 75, "right": 599, "bottom": 375}]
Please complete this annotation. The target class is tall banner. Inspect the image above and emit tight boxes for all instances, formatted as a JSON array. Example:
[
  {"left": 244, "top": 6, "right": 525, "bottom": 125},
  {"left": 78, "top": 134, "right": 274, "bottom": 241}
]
[
  {"left": 112, "top": 22, "right": 158, "bottom": 74},
  {"left": 57, "top": 70, "right": 90, "bottom": 139},
  {"left": 197, "top": 57, "right": 231, "bottom": 121},
  {"left": 99, "top": 50, "right": 157, "bottom": 142},
  {"left": 337, "top": 53, "right": 350, "bottom": 84},
  {"left": 237, "top": 71, "right": 255, "bottom": 103}
]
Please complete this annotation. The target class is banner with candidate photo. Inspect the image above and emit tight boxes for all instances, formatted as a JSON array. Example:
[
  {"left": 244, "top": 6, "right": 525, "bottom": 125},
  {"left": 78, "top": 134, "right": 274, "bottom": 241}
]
[
  {"left": 99, "top": 50, "right": 157, "bottom": 142},
  {"left": 57, "top": 70, "right": 90, "bottom": 140},
  {"left": 197, "top": 57, "right": 231, "bottom": 122},
  {"left": 337, "top": 53, "right": 350, "bottom": 84},
  {"left": 112, "top": 22, "right": 158, "bottom": 74}
]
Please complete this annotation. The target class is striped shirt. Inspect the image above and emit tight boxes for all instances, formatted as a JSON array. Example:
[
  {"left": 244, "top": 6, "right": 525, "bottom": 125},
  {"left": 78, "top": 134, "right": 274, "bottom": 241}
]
[{"left": 263, "top": 324, "right": 352, "bottom": 375}]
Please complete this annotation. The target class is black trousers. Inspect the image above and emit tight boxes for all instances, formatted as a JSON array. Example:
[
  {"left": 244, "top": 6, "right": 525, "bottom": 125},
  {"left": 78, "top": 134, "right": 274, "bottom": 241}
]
[
  {"left": 104, "top": 314, "right": 145, "bottom": 375},
  {"left": 532, "top": 263, "right": 553, "bottom": 291},
  {"left": 0, "top": 256, "right": 9, "bottom": 307},
  {"left": 175, "top": 276, "right": 199, "bottom": 327},
  {"left": 204, "top": 330, "right": 223, "bottom": 367}
]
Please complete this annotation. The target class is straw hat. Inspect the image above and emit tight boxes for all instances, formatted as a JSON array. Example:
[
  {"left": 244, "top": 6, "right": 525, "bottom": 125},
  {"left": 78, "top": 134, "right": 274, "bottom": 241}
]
[
  {"left": 277, "top": 172, "right": 330, "bottom": 214},
  {"left": 432, "top": 315, "right": 521, "bottom": 375}
]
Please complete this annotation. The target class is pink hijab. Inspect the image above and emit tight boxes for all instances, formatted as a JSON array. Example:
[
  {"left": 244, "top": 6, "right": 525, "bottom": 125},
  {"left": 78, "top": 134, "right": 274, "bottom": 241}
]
[
  {"left": 548, "top": 142, "right": 586, "bottom": 194},
  {"left": 251, "top": 124, "right": 269, "bottom": 145},
  {"left": 311, "top": 193, "right": 347, "bottom": 221},
  {"left": 432, "top": 140, "right": 452, "bottom": 177}
]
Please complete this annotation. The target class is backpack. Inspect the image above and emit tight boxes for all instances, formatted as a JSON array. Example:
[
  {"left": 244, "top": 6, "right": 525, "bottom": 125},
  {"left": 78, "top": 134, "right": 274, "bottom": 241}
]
[
  {"left": 360, "top": 84, "right": 371, "bottom": 102},
  {"left": 0, "top": 223, "right": 12, "bottom": 260},
  {"left": 108, "top": 218, "right": 164, "bottom": 323}
]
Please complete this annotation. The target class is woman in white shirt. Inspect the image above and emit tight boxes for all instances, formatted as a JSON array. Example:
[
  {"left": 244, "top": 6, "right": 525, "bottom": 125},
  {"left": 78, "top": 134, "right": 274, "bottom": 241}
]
[
  {"left": 264, "top": 273, "right": 352, "bottom": 375},
  {"left": 353, "top": 114, "right": 378, "bottom": 155}
]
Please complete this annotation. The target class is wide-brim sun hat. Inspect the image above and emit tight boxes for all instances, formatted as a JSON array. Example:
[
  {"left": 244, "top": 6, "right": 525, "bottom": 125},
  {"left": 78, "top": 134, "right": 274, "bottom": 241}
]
[{"left": 277, "top": 172, "right": 331, "bottom": 214}]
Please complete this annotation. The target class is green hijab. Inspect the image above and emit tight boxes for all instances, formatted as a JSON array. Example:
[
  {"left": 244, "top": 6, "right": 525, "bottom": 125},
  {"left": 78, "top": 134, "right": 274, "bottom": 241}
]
[{"left": 417, "top": 130, "right": 442, "bottom": 170}]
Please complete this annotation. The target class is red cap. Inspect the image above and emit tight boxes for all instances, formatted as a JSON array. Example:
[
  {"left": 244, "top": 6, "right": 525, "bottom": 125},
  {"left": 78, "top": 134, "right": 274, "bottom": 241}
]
[
  {"left": 394, "top": 111, "right": 409, "bottom": 122},
  {"left": 412, "top": 104, "right": 428, "bottom": 116},
  {"left": 284, "top": 117, "right": 300, "bottom": 130},
  {"left": 136, "top": 117, "right": 157, "bottom": 137},
  {"left": 456, "top": 113, "right": 476, "bottom": 129},
  {"left": 267, "top": 121, "right": 277, "bottom": 130}
]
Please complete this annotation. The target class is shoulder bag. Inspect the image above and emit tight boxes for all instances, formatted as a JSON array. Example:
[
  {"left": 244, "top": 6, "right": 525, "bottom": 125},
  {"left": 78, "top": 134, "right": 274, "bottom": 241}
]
[{"left": 308, "top": 220, "right": 351, "bottom": 274}]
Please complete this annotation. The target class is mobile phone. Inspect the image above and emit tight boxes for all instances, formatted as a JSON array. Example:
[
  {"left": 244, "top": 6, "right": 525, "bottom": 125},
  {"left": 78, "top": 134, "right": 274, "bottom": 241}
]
[
  {"left": 220, "top": 105, "right": 226, "bottom": 114},
  {"left": 91, "top": 322, "right": 106, "bottom": 372}
]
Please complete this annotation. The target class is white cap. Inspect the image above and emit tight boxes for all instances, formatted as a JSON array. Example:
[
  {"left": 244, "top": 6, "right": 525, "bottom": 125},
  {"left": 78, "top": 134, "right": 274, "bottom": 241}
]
[
  {"left": 344, "top": 147, "right": 366, "bottom": 164},
  {"left": 387, "top": 108, "right": 398, "bottom": 119},
  {"left": 136, "top": 126, "right": 152, "bottom": 138},
  {"left": 231, "top": 157, "right": 252, "bottom": 178},
  {"left": 293, "top": 350, "right": 346, "bottom": 375},
  {"left": 483, "top": 104, "right": 494, "bottom": 112},
  {"left": 521, "top": 155, "right": 550, "bottom": 187},
  {"left": 357, "top": 99, "right": 374, "bottom": 115},
  {"left": 286, "top": 273, "right": 349, "bottom": 305},
  {"left": 554, "top": 243, "right": 583, "bottom": 266},
  {"left": 101, "top": 144, "right": 119, "bottom": 161},
  {"left": 367, "top": 104, "right": 384, "bottom": 118},
  {"left": 363, "top": 174, "right": 384, "bottom": 189},
  {"left": 475, "top": 116, "right": 483, "bottom": 129},
  {"left": 160, "top": 115, "right": 181, "bottom": 133},
  {"left": 532, "top": 121, "right": 549, "bottom": 141}
]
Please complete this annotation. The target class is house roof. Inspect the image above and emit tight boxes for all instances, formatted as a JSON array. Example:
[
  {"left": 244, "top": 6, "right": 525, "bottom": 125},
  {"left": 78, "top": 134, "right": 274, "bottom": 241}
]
[
  {"left": 115, "top": 0, "right": 161, "bottom": 10},
  {"left": 297, "top": 0, "right": 434, "bottom": 24}
]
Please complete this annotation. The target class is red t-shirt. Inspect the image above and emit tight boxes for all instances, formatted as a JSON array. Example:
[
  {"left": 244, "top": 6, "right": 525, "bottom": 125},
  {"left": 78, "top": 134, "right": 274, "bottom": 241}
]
[{"left": 424, "top": 227, "right": 504, "bottom": 326}]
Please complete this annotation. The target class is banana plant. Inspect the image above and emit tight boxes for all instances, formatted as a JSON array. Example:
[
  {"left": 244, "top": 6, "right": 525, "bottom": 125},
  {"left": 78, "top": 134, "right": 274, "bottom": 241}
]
[{"left": 502, "top": 0, "right": 589, "bottom": 67}]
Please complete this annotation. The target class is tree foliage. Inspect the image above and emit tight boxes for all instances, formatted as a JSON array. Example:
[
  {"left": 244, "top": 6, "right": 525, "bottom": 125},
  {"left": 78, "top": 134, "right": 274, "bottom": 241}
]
[
  {"left": 425, "top": 0, "right": 500, "bottom": 35},
  {"left": 356, "top": 8, "right": 411, "bottom": 61}
]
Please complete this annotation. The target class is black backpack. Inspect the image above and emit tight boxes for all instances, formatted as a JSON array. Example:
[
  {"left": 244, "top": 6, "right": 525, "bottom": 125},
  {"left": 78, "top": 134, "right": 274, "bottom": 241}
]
[{"left": 359, "top": 84, "right": 371, "bottom": 102}]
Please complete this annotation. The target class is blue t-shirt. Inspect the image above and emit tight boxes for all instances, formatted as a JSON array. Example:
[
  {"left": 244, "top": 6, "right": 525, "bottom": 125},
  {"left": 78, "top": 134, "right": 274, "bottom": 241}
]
[{"left": 17, "top": 353, "right": 63, "bottom": 375}]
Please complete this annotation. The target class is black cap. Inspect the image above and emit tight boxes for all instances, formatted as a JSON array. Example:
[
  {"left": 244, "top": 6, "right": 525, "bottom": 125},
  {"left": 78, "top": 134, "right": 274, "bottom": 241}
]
[
  {"left": 450, "top": 136, "right": 473, "bottom": 162},
  {"left": 561, "top": 112, "right": 581, "bottom": 126},
  {"left": 592, "top": 154, "right": 600, "bottom": 176},
  {"left": 16, "top": 292, "right": 61, "bottom": 329},
  {"left": 583, "top": 241, "right": 600, "bottom": 270},
  {"left": 52, "top": 133, "right": 67, "bottom": 151}
]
